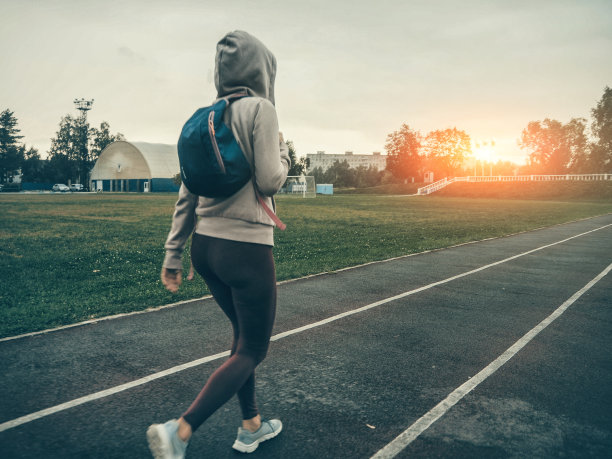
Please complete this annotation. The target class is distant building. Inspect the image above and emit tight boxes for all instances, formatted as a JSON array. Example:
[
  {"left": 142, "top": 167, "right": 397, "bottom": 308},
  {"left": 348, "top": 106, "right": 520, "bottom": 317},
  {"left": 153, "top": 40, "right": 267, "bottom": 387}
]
[
  {"left": 306, "top": 151, "right": 386, "bottom": 172},
  {"left": 90, "top": 141, "right": 179, "bottom": 192}
]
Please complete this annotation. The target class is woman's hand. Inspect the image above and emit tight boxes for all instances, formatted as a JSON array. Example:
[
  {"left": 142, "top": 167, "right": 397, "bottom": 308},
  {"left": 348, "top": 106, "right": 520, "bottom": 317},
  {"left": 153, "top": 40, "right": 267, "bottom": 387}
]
[{"left": 161, "top": 268, "right": 182, "bottom": 293}]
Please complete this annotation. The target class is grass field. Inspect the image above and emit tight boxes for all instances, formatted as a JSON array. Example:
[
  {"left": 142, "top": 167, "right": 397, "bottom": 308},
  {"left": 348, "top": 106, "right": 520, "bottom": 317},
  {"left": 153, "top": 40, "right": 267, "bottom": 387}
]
[{"left": 1, "top": 189, "right": 612, "bottom": 338}]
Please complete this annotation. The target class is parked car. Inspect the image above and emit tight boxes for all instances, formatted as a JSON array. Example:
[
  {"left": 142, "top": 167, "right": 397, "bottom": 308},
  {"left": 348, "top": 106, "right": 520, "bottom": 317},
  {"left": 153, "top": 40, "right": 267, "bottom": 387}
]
[
  {"left": 52, "top": 184, "right": 70, "bottom": 192},
  {"left": 1, "top": 182, "right": 21, "bottom": 192},
  {"left": 70, "top": 183, "right": 84, "bottom": 192}
]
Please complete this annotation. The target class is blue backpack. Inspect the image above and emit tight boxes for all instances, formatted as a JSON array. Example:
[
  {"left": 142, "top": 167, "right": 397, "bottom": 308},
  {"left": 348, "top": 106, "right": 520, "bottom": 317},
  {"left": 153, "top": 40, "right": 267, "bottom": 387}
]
[
  {"left": 178, "top": 92, "right": 251, "bottom": 198},
  {"left": 177, "top": 92, "right": 286, "bottom": 229}
]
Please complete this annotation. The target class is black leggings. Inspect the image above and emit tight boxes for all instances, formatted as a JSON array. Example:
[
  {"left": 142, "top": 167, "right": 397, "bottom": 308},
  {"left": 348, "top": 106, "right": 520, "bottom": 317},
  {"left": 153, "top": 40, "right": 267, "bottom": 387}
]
[{"left": 182, "top": 233, "right": 277, "bottom": 431}]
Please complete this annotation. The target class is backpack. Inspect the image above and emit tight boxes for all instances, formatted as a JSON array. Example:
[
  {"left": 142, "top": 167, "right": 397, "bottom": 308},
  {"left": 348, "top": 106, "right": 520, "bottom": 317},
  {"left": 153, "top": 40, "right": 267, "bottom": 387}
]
[
  {"left": 177, "top": 92, "right": 286, "bottom": 230},
  {"left": 178, "top": 92, "right": 251, "bottom": 198}
]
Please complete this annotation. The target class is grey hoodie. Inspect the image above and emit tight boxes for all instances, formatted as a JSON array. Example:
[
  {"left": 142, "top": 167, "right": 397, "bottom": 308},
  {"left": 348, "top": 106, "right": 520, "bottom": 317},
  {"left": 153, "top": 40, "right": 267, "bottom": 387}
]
[{"left": 163, "top": 31, "right": 290, "bottom": 270}]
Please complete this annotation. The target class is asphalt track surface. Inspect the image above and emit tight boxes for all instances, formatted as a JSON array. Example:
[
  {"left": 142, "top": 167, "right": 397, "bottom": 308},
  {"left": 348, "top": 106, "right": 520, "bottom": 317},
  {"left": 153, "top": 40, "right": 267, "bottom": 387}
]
[{"left": 1, "top": 214, "right": 611, "bottom": 458}]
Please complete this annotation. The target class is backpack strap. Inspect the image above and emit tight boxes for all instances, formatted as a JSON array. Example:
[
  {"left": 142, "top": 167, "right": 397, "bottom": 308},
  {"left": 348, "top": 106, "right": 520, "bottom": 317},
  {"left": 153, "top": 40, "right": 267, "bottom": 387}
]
[
  {"left": 224, "top": 92, "right": 287, "bottom": 231},
  {"left": 255, "top": 189, "right": 286, "bottom": 230},
  {"left": 223, "top": 91, "right": 249, "bottom": 102}
]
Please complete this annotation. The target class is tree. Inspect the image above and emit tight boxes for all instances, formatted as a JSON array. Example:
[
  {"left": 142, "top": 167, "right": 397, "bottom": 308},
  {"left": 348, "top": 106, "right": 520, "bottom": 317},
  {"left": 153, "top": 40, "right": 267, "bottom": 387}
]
[
  {"left": 385, "top": 124, "right": 422, "bottom": 181},
  {"left": 324, "top": 160, "right": 355, "bottom": 187},
  {"left": 590, "top": 86, "right": 612, "bottom": 172},
  {"left": 90, "top": 121, "right": 125, "bottom": 159},
  {"left": 493, "top": 160, "right": 519, "bottom": 176},
  {"left": 48, "top": 114, "right": 123, "bottom": 188},
  {"left": 310, "top": 166, "right": 326, "bottom": 185},
  {"left": 353, "top": 165, "right": 383, "bottom": 188},
  {"left": 520, "top": 119, "right": 567, "bottom": 173},
  {"left": 286, "top": 140, "right": 309, "bottom": 176},
  {"left": 424, "top": 128, "right": 472, "bottom": 178},
  {"left": 0, "top": 109, "right": 25, "bottom": 183},
  {"left": 48, "top": 114, "right": 80, "bottom": 182},
  {"left": 20, "top": 146, "right": 43, "bottom": 182},
  {"left": 565, "top": 118, "right": 589, "bottom": 173},
  {"left": 519, "top": 118, "right": 588, "bottom": 174}
]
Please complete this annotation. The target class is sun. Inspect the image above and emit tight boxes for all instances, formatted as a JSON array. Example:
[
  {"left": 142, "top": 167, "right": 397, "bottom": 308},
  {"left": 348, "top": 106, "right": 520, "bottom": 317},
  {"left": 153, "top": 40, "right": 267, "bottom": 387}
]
[
  {"left": 472, "top": 140, "right": 496, "bottom": 162},
  {"left": 473, "top": 145, "right": 493, "bottom": 162}
]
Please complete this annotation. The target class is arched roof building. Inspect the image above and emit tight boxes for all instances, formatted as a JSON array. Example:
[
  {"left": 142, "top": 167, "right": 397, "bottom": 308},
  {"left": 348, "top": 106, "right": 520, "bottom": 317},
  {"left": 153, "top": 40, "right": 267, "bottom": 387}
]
[{"left": 90, "top": 141, "right": 180, "bottom": 192}]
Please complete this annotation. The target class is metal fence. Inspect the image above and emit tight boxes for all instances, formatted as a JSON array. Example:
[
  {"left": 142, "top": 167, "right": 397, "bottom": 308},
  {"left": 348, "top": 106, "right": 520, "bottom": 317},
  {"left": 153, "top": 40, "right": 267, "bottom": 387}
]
[{"left": 417, "top": 174, "right": 612, "bottom": 195}]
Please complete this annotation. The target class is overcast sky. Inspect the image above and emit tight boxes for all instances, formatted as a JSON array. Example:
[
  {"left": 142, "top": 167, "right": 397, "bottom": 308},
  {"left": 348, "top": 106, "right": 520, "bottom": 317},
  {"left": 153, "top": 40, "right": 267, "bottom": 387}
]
[{"left": 1, "top": 0, "right": 611, "bottom": 164}]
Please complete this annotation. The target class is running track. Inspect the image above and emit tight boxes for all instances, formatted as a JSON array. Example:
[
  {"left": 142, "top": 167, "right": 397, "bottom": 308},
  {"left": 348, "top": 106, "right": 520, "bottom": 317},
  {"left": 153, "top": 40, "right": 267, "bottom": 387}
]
[{"left": 1, "top": 214, "right": 611, "bottom": 458}]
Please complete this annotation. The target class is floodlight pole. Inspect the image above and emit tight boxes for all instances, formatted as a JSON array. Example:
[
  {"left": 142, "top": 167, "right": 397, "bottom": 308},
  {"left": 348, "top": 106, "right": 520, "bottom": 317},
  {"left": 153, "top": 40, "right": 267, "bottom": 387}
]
[
  {"left": 74, "top": 98, "right": 94, "bottom": 114},
  {"left": 73, "top": 98, "right": 94, "bottom": 188}
]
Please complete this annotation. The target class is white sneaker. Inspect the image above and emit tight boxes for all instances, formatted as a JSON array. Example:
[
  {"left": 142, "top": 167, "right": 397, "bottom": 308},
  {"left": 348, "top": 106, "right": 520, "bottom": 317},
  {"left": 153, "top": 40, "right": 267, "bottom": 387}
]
[
  {"left": 232, "top": 418, "right": 283, "bottom": 453},
  {"left": 146, "top": 419, "right": 188, "bottom": 459}
]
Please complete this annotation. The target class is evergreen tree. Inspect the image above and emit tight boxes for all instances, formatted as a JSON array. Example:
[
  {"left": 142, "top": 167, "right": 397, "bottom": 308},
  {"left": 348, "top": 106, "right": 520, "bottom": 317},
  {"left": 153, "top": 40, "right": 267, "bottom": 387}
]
[{"left": 0, "top": 109, "right": 24, "bottom": 183}]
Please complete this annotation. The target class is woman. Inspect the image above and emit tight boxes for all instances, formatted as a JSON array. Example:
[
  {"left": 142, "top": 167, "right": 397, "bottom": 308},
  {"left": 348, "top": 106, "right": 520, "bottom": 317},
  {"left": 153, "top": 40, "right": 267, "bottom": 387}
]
[{"left": 147, "top": 30, "right": 290, "bottom": 459}]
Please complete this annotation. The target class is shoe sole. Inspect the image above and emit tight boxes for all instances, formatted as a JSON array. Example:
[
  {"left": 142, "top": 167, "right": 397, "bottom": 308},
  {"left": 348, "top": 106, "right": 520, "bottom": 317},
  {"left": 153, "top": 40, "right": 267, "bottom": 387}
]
[
  {"left": 146, "top": 424, "right": 172, "bottom": 459},
  {"left": 232, "top": 422, "right": 283, "bottom": 453}
]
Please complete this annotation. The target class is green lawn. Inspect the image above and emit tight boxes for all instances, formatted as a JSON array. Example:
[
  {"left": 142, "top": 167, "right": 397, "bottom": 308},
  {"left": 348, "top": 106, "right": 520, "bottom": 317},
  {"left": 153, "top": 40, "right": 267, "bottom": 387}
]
[{"left": 1, "top": 191, "right": 611, "bottom": 338}]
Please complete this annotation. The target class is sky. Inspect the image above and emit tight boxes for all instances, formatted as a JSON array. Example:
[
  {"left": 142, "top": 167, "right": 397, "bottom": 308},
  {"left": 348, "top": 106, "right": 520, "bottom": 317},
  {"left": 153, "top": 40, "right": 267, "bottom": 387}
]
[{"left": 1, "top": 0, "right": 611, "bottom": 165}]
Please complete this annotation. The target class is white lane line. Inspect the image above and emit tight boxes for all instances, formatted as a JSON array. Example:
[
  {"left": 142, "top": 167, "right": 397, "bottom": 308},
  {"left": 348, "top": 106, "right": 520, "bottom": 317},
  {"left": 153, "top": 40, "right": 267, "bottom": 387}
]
[
  {"left": 271, "top": 223, "right": 611, "bottom": 342},
  {"left": 0, "top": 350, "right": 229, "bottom": 433},
  {"left": 0, "top": 295, "right": 214, "bottom": 343},
  {"left": 370, "top": 261, "right": 612, "bottom": 459},
  {"left": 3, "top": 216, "right": 608, "bottom": 344},
  {"left": 1, "top": 223, "right": 610, "bottom": 433}
]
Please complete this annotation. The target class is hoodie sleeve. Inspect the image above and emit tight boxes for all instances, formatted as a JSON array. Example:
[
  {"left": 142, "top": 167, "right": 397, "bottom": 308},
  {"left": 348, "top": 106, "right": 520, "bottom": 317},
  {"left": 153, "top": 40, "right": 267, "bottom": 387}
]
[
  {"left": 163, "top": 183, "right": 198, "bottom": 270},
  {"left": 252, "top": 99, "right": 290, "bottom": 196}
]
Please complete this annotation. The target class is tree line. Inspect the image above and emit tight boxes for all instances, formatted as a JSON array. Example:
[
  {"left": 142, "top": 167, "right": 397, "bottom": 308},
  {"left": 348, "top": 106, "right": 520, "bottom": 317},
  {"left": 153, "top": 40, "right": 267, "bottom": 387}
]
[
  {"left": 286, "top": 87, "right": 611, "bottom": 188},
  {"left": 520, "top": 87, "right": 611, "bottom": 174},
  {"left": 385, "top": 87, "right": 612, "bottom": 183},
  {"left": 307, "top": 86, "right": 612, "bottom": 187},
  {"left": 0, "top": 108, "right": 123, "bottom": 189},
  {"left": 2, "top": 87, "right": 610, "bottom": 190},
  {"left": 310, "top": 162, "right": 384, "bottom": 188}
]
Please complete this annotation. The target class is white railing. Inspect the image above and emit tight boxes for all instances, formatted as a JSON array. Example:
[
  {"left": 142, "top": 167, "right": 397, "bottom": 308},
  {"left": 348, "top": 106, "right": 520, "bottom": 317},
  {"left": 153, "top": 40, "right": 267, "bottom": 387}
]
[{"left": 417, "top": 174, "right": 612, "bottom": 195}]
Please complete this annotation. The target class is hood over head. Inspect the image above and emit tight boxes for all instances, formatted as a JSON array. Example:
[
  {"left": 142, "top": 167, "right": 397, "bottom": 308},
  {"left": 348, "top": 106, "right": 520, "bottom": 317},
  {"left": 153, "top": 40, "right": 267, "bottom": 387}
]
[{"left": 215, "top": 31, "right": 276, "bottom": 105}]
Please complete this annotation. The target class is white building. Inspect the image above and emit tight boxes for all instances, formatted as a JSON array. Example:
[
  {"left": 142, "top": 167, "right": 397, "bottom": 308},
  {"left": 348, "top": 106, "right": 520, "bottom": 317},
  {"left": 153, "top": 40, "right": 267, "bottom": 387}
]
[
  {"left": 306, "top": 151, "right": 386, "bottom": 172},
  {"left": 90, "top": 141, "right": 179, "bottom": 192}
]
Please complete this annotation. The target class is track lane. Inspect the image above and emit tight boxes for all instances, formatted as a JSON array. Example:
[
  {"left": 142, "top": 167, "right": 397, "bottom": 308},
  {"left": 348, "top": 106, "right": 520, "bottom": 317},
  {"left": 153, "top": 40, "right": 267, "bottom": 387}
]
[{"left": 0, "top": 214, "right": 610, "bottom": 458}]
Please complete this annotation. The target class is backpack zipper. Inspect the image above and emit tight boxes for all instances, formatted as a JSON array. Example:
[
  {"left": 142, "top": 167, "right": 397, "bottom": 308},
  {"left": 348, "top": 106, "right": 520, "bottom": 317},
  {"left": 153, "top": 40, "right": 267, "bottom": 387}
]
[{"left": 208, "top": 110, "right": 226, "bottom": 174}]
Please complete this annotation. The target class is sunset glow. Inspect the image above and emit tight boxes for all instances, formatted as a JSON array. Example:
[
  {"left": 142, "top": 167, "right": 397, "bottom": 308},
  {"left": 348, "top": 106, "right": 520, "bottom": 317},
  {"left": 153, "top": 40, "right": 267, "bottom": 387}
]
[
  {"left": 473, "top": 141, "right": 496, "bottom": 163},
  {"left": 1, "top": 1, "right": 610, "bottom": 166}
]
